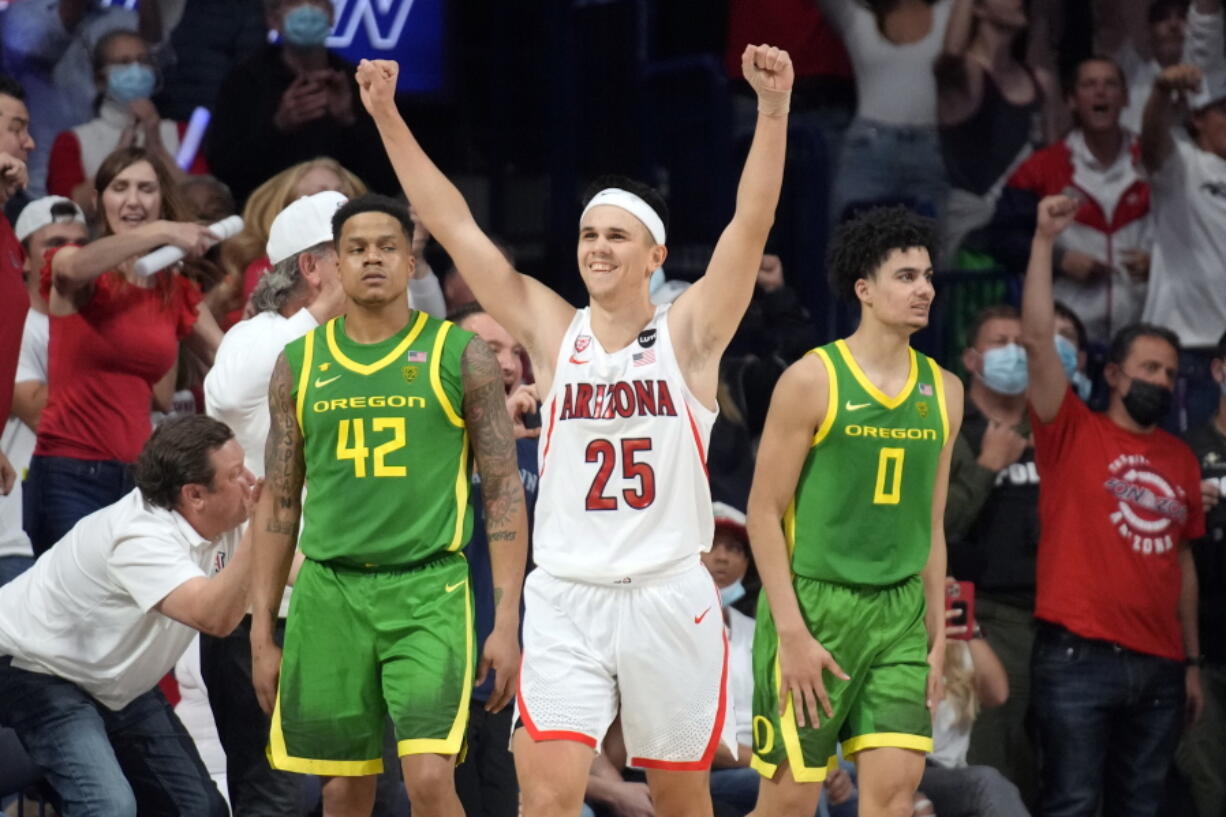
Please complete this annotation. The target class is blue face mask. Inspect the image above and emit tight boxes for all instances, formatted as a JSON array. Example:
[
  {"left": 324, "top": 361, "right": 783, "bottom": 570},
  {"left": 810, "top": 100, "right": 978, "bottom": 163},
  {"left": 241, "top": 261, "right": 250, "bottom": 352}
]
[
  {"left": 1055, "top": 335, "right": 1092, "bottom": 400},
  {"left": 719, "top": 580, "right": 746, "bottom": 608},
  {"left": 106, "top": 63, "right": 156, "bottom": 103},
  {"left": 282, "top": 4, "right": 332, "bottom": 48},
  {"left": 980, "top": 343, "right": 1028, "bottom": 395}
]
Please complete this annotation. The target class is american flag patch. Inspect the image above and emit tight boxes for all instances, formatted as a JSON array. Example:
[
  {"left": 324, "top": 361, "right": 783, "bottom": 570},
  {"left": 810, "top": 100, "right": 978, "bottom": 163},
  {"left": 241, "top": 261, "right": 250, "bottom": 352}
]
[
  {"left": 633, "top": 349, "right": 655, "bottom": 367},
  {"left": 407, "top": 351, "right": 427, "bottom": 363},
  {"left": 919, "top": 383, "right": 933, "bottom": 396}
]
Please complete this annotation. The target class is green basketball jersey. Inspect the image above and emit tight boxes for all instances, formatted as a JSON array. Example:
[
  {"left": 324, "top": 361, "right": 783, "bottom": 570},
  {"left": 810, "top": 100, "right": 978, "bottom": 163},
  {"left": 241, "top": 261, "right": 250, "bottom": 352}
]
[
  {"left": 283, "top": 311, "right": 475, "bottom": 568},
  {"left": 787, "top": 339, "right": 949, "bottom": 586}
]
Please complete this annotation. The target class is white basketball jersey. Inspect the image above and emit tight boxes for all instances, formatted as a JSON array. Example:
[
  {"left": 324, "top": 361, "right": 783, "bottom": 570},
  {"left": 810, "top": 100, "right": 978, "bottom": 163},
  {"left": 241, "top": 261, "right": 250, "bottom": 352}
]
[{"left": 535, "top": 305, "right": 717, "bottom": 583}]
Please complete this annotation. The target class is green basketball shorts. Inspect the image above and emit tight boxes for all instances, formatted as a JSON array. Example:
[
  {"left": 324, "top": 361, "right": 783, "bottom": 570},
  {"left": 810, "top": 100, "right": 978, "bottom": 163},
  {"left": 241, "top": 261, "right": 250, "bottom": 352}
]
[
  {"left": 750, "top": 574, "right": 932, "bottom": 783},
  {"left": 268, "top": 553, "right": 475, "bottom": 775}
]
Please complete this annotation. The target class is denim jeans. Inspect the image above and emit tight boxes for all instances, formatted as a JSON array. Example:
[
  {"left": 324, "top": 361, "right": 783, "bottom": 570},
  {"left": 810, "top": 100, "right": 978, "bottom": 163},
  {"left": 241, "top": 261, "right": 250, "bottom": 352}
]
[
  {"left": 0, "top": 555, "right": 34, "bottom": 587},
  {"left": 1032, "top": 624, "right": 1185, "bottom": 817},
  {"left": 829, "top": 117, "right": 949, "bottom": 226},
  {"left": 24, "top": 455, "right": 134, "bottom": 555},
  {"left": 0, "top": 657, "right": 227, "bottom": 817}
]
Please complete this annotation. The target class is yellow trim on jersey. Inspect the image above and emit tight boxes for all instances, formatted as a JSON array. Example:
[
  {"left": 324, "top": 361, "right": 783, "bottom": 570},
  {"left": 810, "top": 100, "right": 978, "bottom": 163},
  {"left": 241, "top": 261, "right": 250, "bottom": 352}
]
[
  {"left": 295, "top": 330, "right": 316, "bottom": 430},
  {"left": 842, "top": 732, "right": 934, "bottom": 758},
  {"left": 783, "top": 499, "right": 797, "bottom": 558},
  {"left": 267, "top": 692, "right": 383, "bottom": 776},
  {"left": 928, "top": 358, "right": 950, "bottom": 444},
  {"left": 325, "top": 311, "right": 429, "bottom": 376},
  {"left": 447, "top": 433, "right": 471, "bottom": 551},
  {"left": 397, "top": 573, "right": 473, "bottom": 755},
  {"left": 749, "top": 754, "right": 779, "bottom": 779},
  {"left": 834, "top": 339, "right": 918, "bottom": 410},
  {"left": 812, "top": 348, "right": 839, "bottom": 447},
  {"left": 771, "top": 651, "right": 833, "bottom": 783},
  {"left": 430, "top": 323, "right": 464, "bottom": 428}
]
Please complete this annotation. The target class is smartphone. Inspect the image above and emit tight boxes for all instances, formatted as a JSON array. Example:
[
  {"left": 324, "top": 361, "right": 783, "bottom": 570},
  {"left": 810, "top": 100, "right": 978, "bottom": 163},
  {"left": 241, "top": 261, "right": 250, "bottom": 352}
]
[
  {"left": 945, "top": 580, "right": 976, "bottom": 641},
  {"left": 522, "top": 409, "right": 542, "bottom": 431}
]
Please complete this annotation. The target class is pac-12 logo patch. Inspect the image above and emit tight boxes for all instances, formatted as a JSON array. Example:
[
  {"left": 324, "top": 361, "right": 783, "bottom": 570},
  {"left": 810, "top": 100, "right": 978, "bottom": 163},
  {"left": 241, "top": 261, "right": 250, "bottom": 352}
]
[
  {"left": 637, "top": 328, "right": 657, "bottom": 348},
  {"left": 402, "top": 366, "right": 419, "bottom": 383},
  {"left": 575, "top": 335, "right": 592, "bottom": 353}
]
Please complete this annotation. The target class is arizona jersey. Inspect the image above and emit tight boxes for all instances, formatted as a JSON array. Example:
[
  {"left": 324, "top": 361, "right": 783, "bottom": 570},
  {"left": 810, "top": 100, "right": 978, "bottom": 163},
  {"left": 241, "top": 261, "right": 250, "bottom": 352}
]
[
  {"left": 788, "top": 340, "right": 949, "bottom": 586},
  {"left": 535, "top": 306, "right": 716, "bottom": 583},
  {"left": 284, "top": 312, "right": 475, "bottom": 569}
]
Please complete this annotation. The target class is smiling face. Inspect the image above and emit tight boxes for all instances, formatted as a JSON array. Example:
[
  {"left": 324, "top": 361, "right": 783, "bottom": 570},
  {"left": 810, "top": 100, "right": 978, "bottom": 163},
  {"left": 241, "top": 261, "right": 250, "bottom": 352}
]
[
  {"left": 856, "top": 247, "right": 935, "bottom": 331},
  {"left": 1070, "top": 59, "right": 1126, "bottom": 135},
  {"left": 576, "top": 205, "right": 666, "bottom": 302},
  {"left": 337, "top": 210, "right": 414, "bottom": 307},
  {"left": 100, "top": 160, "right": 161, "bottom": 235}
]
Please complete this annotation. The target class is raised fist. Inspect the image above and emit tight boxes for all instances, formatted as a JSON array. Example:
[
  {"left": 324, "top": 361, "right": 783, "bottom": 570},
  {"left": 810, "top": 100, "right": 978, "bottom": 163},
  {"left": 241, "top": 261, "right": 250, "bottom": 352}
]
[
  {"left": 1155, "top": 64, "right": 1203, "bottom": 94},
  {"left": 356, "top": 59, "right": 399, "bottom": 117},
  {"left": 741, "top": 44, "right": 795, "bottom": 96},
  {"left": 1036, "top": 195, "right": 1078, "bottom": 240}
]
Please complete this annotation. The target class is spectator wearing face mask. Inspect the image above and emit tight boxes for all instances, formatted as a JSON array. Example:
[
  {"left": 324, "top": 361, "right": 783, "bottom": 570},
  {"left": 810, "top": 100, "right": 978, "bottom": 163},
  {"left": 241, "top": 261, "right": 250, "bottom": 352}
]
[
  {"left": 1023, "top": 195, "right": 1205, "bottom": 817},
  {"left": 204, "top": 0, "right": 395, "bottom": 202},
  {"left": 47, "top": 30, "right": 208, "bottom": 222}
]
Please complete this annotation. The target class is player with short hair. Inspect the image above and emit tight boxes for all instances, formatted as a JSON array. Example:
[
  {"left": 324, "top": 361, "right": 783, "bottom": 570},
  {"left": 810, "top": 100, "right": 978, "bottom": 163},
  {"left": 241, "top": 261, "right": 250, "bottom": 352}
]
[
  {"left": 250, "top": 193, "right": 529, "bottom": 817},
  {"left": 356, "top": 44, "right": 793, "bottom": 817},
  {"left": 746, "top": 206, "right": 964, "bottom": 817}
]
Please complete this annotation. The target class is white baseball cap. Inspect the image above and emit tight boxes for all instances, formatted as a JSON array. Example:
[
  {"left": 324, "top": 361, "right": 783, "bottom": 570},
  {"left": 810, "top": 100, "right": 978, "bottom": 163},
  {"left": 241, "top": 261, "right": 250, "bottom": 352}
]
[
  {"left": 14, "top": 196, "right": 86, "bottom": 242},
  {"left": 266, "top": 190, "right": 347, "bottom": 264}
]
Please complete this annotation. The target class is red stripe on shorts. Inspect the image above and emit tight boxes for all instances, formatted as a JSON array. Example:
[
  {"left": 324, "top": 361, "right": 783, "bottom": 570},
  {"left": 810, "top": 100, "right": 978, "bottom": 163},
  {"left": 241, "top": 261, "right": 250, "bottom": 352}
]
[
  {"left": 516, "top": 675, "right": 597, "bottom": 749},
  {"left": 629, "top": 627, "right": 729, "bottom": 771}
]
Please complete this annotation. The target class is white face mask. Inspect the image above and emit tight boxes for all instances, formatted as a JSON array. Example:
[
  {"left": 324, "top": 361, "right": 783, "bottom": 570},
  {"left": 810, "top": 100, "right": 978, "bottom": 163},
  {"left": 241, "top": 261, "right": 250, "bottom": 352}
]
[{"left": 720, "top": 579, "right": 746, "bottom": 608}]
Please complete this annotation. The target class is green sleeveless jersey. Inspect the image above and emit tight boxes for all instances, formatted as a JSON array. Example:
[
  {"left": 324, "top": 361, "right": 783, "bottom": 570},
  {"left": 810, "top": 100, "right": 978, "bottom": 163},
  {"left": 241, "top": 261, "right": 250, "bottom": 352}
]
[
  {"left": 787, "top": 339, "right": 949, "bottom": 586},
  {"left": 284, "top": 311, "right": 475, "bottom": 569}
]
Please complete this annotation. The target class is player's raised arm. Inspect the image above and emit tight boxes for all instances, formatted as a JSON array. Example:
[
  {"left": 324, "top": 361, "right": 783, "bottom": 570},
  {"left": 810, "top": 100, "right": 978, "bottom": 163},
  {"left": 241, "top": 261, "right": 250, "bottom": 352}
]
[
  {"left": 355, "top": 59, "right": 573, "bottom": 363},
  {"left": 461, "top": 337, "right": 529, "bottom": 714},
  {"left": 747, "top": 356, "right": 849, "bottom": 729},
  {"left": 1020, "top": 195, "right": 1078, "bottom": 423},
  {"left": 921, "top": 372, "right": 963, "bottom": 713},
  {"left": 671, "top": 45, "right": 792, "bottom": 362},
  {"left": 249, "top": 351, "right": 305, "bottom": 715}
]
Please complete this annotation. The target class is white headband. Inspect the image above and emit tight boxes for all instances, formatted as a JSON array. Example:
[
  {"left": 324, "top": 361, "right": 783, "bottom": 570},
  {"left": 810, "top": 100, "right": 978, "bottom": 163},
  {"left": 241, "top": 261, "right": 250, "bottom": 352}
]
[{"left": 579, "top": 188, "right": 666, "bottom": 245}]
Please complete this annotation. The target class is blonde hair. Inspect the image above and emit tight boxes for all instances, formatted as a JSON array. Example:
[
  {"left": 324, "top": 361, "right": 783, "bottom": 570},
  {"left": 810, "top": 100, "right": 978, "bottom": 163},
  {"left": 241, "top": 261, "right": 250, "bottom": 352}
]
[
  {"left": 943, "top": 641, "right": 980, "bottom": 729},
  {"left": 221, "top": 158, "right": 367, "bottom": 281}
]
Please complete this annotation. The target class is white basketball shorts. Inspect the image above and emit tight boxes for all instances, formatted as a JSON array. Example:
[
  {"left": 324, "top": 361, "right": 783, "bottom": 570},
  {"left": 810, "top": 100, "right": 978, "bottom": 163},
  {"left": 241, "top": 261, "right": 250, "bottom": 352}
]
[{"left": 514, "top": 561, "right": 736, "bottom": 770}]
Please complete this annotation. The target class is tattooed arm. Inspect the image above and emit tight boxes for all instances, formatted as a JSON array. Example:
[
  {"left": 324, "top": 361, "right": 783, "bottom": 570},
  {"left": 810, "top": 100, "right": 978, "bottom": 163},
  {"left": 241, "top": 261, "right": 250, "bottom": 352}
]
[
  {"left": 250, "top": 351, "right": 306, "bottom": 714},
  {"left": 463, "top": 337, "right": 529, "bottom": 713}
]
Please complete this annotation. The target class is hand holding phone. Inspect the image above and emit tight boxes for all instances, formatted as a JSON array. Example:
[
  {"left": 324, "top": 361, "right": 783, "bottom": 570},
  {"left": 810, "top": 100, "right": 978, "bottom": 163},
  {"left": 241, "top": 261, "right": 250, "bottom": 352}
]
[{"left": 945, "top": 579, "right": 976, "bottom": 641}]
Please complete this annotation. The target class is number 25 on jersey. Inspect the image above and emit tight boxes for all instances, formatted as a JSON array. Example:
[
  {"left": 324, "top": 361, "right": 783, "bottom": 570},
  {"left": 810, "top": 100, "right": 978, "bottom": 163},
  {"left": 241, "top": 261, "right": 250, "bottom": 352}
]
[{"left": 586, "top": 437, "right": 656, "bottom": 511}]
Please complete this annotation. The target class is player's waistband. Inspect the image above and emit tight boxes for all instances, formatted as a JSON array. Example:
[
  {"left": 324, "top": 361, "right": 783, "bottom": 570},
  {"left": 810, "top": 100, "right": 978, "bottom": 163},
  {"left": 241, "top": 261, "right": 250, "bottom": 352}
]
[
  {"left": 535, "top": 553, "right": 701, "bottom": 588},
  {"left": 311, "top": 551, "right": 465, "bottom": 575}
]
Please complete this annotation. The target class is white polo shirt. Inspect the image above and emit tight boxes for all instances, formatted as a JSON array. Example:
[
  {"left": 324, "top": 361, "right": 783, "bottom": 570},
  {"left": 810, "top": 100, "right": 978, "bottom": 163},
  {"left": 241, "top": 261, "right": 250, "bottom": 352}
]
[
  {"left": 0, "top": 309, "right": 50, "bottom": 560},
  {"left": 1143, "top": 140, "right": 1226, "bottom": 348},
  {"left": 0, "top": 489, "right": 237, "bottom": 710},
  {"left": 205, "top": 308, "right": 318, "bottom": 477}
]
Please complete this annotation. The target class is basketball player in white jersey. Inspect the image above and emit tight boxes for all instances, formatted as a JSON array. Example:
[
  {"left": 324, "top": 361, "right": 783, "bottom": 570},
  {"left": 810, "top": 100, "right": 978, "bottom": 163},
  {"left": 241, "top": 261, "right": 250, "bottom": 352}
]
[{"left": 357, "top": 47, "right": 793, "bottom": 817}]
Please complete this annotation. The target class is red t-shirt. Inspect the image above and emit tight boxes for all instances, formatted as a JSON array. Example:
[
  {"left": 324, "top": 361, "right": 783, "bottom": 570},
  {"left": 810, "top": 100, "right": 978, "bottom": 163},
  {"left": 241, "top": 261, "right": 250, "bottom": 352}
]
[
  {"left": 0, "top": 213, "right": 28, "bottom": 418},
  {"left": 37, "top": 248, "right": 202, "bottom": 463},
  {"left": 1032, "top": 388, "right": 1205, "bottom": 660},
  {"left": 724, "top": 0, "right": 851, "bottom": 80}
]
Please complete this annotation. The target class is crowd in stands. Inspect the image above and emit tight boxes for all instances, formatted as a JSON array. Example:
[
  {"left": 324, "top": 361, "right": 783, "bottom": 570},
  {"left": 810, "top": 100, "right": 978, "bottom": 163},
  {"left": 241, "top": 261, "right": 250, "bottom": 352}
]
[{"left": 1, "top": 0, "right": 1226, "bottom": 816}]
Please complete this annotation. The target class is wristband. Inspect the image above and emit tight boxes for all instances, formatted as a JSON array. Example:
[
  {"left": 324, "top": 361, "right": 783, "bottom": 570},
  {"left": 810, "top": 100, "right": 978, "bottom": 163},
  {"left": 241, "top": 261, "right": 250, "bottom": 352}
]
[{"left": 757, "top": 89, "right": 791, "bottom": 118}]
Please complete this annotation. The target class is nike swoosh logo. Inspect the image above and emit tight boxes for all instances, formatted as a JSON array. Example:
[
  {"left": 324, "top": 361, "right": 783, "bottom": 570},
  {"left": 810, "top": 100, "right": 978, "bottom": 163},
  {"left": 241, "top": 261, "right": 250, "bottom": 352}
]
[
  {"left": 569, "top": 355, "right": 589, "bottom": 365},
  {"left": 694, "top": 607, "right": 711, "bottom": 625},
  {"left": 845, "top": 401, "right": 871, "bottom": 411},
  {"left": 445, "top": 580, "right": 467, "bottom": 593},
  {"left": 315, "top": 375, "right": 341, "bottom": 388}
]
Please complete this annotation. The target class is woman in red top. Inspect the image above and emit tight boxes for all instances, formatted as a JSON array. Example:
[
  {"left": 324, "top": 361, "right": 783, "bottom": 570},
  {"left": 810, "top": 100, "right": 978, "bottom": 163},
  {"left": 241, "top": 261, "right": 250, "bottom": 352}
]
[{"left": 25, "top": 147, "right": 223, "bottom": 554}]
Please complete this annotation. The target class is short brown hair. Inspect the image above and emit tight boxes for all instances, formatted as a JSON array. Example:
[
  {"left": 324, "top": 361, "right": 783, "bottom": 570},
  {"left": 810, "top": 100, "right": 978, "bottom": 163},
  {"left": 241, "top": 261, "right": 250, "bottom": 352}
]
[
  {"left": 965, "top": 304, "right": 1020, "bottom": 349},
  {"left": 135, "top": 415, "right": 234, "bottom": 510},
  {"left": 94, "top": 147, "right": 190, "bottom": 237}
]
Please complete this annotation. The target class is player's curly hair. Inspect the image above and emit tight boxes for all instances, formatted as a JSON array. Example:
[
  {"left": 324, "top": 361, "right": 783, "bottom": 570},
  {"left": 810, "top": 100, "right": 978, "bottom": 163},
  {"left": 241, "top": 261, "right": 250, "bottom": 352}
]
[
  {"left": 826, "top": 206, "right": 936, "bottom": 303},
  {"left": 580, "top": 174, "right": 669, "bottom": 244}
]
